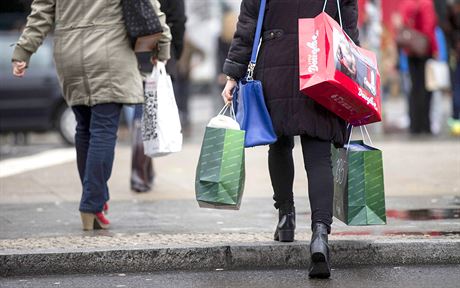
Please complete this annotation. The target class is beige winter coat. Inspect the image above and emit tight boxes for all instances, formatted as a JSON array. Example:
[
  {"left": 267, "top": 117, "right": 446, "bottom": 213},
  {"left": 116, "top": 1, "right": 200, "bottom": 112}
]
[{"left": 12, "top": 0, "right": 171, "bottom": 106}]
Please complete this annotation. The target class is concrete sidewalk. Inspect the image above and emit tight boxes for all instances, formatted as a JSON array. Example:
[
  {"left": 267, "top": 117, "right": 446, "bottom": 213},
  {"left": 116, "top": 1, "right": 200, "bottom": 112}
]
[
  {"left": 1, "top": 108, "right": 460, "bottom": 276},
  {"left": 1, "top": 196, "right": 459, "bottom": 276},
  {"left": 1, "top": 139, "right": 460, "bottom": 203}
]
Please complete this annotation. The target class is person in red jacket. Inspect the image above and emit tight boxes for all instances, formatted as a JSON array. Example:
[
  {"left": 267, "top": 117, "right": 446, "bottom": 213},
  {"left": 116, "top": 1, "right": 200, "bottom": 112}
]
[{"left": 397, "top": 0, "right": 439, "bottom": 134}]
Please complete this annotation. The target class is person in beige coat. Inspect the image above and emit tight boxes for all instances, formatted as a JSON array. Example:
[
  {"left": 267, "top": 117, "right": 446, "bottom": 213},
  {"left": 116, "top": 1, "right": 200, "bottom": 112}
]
[{"left": 12, "top": 0, "right": 171, "bottom": 231}]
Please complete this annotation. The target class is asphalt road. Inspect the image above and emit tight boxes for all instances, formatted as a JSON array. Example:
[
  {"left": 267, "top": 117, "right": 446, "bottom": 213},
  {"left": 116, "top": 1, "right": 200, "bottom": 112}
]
[{"left": 1, "top": 266, "right": 459, "bottom": 288}]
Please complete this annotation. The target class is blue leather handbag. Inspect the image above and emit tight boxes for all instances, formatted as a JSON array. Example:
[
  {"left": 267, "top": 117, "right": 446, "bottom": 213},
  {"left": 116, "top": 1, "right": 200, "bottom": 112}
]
[{"left": 232, "top": 0, "right": 277, "bottom": 148}]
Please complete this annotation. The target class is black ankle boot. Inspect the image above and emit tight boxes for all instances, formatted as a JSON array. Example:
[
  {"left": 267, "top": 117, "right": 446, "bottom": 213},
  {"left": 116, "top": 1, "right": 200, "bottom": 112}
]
[
  {"left": 308, "top": 222, "right": 331, "bottom": 278},
  {"left": 273, "top": 204, "right": 296, "bottom": 242}
]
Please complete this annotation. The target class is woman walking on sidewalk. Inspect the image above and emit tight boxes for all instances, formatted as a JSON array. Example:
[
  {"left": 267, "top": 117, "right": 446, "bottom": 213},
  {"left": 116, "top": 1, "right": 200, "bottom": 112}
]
[
  {"left": 12, "top": 0, "right": 171, "bottom": 230},
  {"left": 221, "top": 0, "right": 359, "bottom": 278}
]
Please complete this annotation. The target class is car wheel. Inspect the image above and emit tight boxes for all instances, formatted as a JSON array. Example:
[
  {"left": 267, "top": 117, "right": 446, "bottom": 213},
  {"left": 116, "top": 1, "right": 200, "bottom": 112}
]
[{"left": 56, "top": 105, "right": 76, "bottom": 145}]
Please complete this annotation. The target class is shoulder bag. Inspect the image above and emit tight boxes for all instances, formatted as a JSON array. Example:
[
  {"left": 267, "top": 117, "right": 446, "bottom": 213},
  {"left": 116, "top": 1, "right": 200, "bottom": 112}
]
[{"left": 232, "top": 0, "right": 277, "bottom": 147}]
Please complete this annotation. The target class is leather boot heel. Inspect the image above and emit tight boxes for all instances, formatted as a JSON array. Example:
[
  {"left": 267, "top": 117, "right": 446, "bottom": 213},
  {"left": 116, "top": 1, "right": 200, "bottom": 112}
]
[
  {"left": 309, "top": 222, "right": 331, "bottom": 279},
  {"left": 311, "top": 243, "right": 328, "bottom": 261},
  {"left": 310, "top": 252, "right": 329, "bottom": 278},
  {"left": 273, "top": 204, "right": 296, "bottom": 242},
  {"left": 278, "top": 229, "right": 295, "bottom": 242}
]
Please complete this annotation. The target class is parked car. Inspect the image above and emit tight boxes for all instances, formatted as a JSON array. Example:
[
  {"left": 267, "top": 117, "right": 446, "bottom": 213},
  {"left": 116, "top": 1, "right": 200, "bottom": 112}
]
[{"left": 0, "top": 32, "right": 76, "bottom": 145}]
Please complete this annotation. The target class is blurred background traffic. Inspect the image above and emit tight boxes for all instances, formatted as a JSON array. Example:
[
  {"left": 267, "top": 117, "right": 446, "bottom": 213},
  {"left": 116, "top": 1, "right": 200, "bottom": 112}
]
[{"left": 0, "top": 0, "right": 459, "bottom": 159}]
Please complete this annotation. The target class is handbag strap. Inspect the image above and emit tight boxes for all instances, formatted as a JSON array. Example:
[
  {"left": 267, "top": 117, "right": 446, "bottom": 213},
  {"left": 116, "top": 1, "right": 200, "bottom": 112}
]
[
  {"left": 247, "top": 0, "right": 267, "bottom": 80},
  {"left": 322, "top": 0, "right": 343, "bottom": 27}
]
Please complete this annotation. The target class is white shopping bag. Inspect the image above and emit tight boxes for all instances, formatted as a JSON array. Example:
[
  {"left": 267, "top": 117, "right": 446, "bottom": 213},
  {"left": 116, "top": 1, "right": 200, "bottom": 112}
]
[
  {"left": 142, "top": 61, "right": 182, "bottom": 157},
  {"left": 425, "top": 59, "right": 451, "bottom": 91}
]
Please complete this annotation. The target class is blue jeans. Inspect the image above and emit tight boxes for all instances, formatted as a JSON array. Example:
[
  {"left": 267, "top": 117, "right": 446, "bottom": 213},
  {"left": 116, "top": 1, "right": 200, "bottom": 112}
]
[{"left": 72, "top": 103, "right": 122, "bottom": 213}]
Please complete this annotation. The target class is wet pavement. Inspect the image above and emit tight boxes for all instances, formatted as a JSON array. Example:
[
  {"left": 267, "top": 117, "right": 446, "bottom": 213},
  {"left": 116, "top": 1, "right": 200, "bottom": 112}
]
[
  {"left": 2, "top": 265, "right": 460, "bottom": 288},
  {"left": 1, "top": 139, "right": 459, "bottom": 205},
  {"left": 0, "top": 196, "right": 459, "bottom": 252},
  {"left": 386, "top": 208, "right": 460, "bottom": 221}
]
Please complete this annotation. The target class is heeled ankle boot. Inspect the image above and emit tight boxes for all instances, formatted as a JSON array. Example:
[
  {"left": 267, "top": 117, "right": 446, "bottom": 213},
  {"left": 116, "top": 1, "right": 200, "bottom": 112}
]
[
  {"left": 308, "top": 222, "right": 331, "bottom": 278},
  {"left": 274, "top": 204, "right": 296, "bottom": 242},
  {"left": 80, "top": 212, "right": 110, "bottom": 231}
]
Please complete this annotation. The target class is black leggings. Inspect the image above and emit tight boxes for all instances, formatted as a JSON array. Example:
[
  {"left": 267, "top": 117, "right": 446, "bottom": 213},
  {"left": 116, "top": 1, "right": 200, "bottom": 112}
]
[
  {"left": 408, "top": 56, "right": 432, "bottom": 134},
  {"left": 268, "top": 135, "right": 334, "bottom": 232}
]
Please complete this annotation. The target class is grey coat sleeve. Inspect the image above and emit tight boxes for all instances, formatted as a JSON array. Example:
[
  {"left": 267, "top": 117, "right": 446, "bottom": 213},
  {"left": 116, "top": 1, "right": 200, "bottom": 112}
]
[
  {"left": 12, "top": 0, "right": 56, "bottom": 64},
  {"left": 222, "top": 0, "right": 259, "bottom": 80}
]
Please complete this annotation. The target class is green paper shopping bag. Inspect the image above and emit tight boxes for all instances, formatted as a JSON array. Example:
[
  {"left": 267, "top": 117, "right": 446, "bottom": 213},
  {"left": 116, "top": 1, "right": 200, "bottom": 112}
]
[
  {"left": 195, "top": 106, "right": 246, "bottom": 210},
  {"left": 332, "top": 140, "right": 386, "bottom": 225}
]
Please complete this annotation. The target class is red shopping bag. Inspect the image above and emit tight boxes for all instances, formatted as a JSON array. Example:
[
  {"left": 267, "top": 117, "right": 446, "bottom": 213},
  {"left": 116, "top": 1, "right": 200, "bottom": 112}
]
[{"left": 299, "top": 12, "right": 382, "bottom": 126}]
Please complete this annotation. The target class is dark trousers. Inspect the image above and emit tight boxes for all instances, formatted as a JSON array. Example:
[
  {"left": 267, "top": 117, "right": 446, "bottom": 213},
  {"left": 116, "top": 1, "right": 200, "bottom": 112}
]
[
  {"left": 453, "top": 60, "right": 460, "bottom": 120},
  {"left": 408, "top": 57, "right": 432, "bottom": 134},
  {"left": 268, "top": 135, "right": 334, "bottom": 232},
  {"left": 131, "top": 104, "right": 154, "bottom": 192},
  {"left": 174, "top": 73, "right": 191, "bottom": 127},
  {"left": 72, "top": 103, "right": 122, "bottom": 213}
]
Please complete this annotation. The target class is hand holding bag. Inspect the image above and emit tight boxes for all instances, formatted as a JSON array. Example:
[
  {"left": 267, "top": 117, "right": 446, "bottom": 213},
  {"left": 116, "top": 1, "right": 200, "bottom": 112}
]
[
  {"left": 142, "top": 62, "right": 182, "bottom": 157},
  {"left": 195, "top": 104, "right": 246, "bottom": 210},
  {"left": 232, "top": 0, "right": 277, "bottom": 148},
  {"left": 122, "top": 0, "right": 163, "bottom": 52}
]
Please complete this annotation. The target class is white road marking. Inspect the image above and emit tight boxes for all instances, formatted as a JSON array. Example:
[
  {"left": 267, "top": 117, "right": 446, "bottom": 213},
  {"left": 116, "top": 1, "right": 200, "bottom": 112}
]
[{"left": 0, "top": 148, "right": 76, "bottom": 178}]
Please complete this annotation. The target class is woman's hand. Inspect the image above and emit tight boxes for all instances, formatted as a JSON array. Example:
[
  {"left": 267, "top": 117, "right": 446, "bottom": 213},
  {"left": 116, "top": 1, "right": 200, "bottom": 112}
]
[
  {"left": 221, "top": 78, "right": 237, "bottom": 104},
  {"left": 12, "top": 61, "right": 27, "bottom": 77}
]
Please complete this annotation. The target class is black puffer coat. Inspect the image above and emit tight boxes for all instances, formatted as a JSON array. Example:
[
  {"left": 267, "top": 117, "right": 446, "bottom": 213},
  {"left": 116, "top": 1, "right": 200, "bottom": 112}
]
[{"left": 223, "top": 0, "right": 360, "bottom": 147}]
